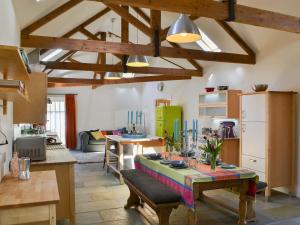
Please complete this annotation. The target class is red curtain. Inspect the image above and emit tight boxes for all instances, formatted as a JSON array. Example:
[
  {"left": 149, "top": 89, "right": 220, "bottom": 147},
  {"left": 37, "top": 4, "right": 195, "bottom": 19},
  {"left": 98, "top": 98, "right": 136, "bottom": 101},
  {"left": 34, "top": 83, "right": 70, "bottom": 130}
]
[{"left": 65, "top": 94, "right": 77, "bottom": 149}]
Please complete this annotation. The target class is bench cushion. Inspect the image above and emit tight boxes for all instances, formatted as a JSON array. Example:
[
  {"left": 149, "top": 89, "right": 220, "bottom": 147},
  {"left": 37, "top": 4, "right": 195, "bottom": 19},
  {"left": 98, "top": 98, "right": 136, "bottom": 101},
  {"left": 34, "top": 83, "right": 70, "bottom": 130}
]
[
  {"left": 121, "top": 169, "right": 181, "bottom": 204},
  {"left": 256, "top": 181, "right": 267, "bottom": 191}
]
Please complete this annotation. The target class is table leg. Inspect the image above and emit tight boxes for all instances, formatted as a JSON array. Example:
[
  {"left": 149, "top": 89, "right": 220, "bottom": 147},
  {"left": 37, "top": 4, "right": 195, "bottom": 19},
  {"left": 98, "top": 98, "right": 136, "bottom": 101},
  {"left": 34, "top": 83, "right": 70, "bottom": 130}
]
[
  {"left": 105, "top": 139, "right": 110, "bottom": 173},
  {"left": 118, "top": 143, "right": 124, "bottom": 184},
  {"left": 188, "top": 208, "right": 197, "bottom": 225},
  {"left": 246, "top": 196, "right": 256, "bottom": 222},
  {"left": 238, "top": 180, "right": 248, "bottom": 225}
]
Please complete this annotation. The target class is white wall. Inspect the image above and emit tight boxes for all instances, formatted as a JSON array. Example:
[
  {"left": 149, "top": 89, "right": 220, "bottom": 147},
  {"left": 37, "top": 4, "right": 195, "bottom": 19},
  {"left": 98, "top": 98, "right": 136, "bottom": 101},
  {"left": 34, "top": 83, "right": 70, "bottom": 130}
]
[
  {"left": 48, "top": 84, "right": 143, "bottom": 146},
  {"left": 0, "top": 0, "right": 20, "bottom": 174}
]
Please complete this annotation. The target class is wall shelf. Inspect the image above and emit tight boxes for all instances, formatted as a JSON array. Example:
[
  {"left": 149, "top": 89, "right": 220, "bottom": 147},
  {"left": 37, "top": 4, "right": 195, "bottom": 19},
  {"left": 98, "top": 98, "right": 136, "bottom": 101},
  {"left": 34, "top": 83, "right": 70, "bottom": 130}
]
[
  {"left": 0, "top": 87, "right": 28, "bottom": 102},
  {"left": 199, "top": 90, "right": 241, "bottom": 119},
  {"left": 0, "top": 45, "right": 30, "bottom": 81}
]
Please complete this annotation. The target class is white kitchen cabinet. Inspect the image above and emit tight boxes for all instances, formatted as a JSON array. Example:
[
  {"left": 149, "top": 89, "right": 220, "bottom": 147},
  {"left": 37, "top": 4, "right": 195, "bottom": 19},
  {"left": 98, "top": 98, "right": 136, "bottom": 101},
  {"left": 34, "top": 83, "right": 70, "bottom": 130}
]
[
  {"left": 240, "top": 92, "right": 296, "bottom": 197},
  {"left": 241, "top": 94, "right": 266, "bottom": 122},
  {"left": 241, "top": 122, "right": 265, "bottom": 159}
]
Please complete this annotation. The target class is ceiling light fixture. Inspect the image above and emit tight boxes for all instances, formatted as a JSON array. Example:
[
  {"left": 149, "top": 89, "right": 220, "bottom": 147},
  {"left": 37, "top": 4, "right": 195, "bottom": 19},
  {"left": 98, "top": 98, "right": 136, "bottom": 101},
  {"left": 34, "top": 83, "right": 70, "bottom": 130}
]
[
  {"left": 105, "top": 18, "right": 121, "bottom": 80},
  {"left": 166, "top": 14, "right": 202, "bottom": 43},
  {"left": 126, "top": 12, "right": 149, "bottom": 67}
]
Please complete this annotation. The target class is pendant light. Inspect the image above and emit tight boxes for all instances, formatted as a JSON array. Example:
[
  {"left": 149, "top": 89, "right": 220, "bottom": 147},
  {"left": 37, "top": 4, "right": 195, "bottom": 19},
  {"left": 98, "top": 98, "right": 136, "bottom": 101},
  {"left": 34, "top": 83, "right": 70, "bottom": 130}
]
[
  {"left": 105, "top": 18, "right": 121, "bottom": 80},
  {"left": 126, "top": 13, "right": 149, "bottom": 67},
  {"left": 166, "top": 14, "right": 201, "bottom": 43}
]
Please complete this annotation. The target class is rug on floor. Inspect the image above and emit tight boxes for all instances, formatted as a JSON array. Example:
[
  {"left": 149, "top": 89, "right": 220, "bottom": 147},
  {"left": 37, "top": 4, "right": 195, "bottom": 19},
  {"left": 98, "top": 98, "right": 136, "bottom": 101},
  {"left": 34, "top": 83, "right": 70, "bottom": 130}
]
[{"left": 70, "top": 150, "right": 104, "bottom": 164}]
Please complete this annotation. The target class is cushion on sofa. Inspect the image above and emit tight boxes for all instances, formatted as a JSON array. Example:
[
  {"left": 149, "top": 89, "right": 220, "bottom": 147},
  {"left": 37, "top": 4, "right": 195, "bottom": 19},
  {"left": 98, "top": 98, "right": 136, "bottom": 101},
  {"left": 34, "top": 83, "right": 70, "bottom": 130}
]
[{"left": 90, "top": 131, "right": 105, "bottom": 140}]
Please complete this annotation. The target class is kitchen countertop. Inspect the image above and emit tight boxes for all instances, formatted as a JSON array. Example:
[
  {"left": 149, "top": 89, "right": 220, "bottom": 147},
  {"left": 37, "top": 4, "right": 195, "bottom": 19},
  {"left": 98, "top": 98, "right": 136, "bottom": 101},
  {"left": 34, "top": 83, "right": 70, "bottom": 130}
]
[
  {"left": 0, "top": 171, "right": 60, "bottom": 209},
  {"left": 31, "top": 146, "right": 77, "bottom": 166}
]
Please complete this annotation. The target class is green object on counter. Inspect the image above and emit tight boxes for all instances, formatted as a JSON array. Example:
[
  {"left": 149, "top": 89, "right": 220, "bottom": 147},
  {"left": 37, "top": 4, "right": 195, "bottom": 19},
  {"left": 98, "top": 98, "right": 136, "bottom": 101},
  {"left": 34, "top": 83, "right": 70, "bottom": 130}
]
[{"left": 155, "top": 106, "right": 182, "bottom": 137}]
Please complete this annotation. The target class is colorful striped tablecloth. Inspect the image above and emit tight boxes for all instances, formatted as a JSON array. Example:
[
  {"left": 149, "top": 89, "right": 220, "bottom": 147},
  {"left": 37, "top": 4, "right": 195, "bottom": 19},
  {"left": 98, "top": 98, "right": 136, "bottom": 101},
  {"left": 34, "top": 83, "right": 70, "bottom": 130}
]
[{"left": 135, "top": 155, "right": 256, "bottom": 209}]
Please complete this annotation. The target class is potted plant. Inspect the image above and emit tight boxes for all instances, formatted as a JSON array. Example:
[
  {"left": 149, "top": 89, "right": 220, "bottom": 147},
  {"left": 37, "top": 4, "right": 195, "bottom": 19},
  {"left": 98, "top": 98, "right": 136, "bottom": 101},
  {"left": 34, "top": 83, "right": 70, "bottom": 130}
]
[{"left": 200, "top": 136, "right": 223, "bottom": 171}]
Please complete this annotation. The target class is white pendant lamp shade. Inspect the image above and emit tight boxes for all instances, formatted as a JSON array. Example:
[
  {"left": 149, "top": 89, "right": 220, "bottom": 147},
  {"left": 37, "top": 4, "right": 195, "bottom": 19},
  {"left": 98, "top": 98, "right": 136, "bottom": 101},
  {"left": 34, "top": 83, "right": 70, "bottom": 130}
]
[
  {"left": 166, "top": 14, "right": 201, "bottom": 43},
  {"left": 104, "top": 71, "right": 122, "bottom": 80},
  {"left": 126, "top": 55, "right": 150, "bottom": 67}
]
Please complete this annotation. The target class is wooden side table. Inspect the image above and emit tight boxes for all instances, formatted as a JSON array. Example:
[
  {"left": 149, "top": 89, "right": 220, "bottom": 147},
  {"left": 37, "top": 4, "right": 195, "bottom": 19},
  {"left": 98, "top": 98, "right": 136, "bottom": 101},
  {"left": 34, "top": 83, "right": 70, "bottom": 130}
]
[{"left": 0, "top": 171, "right": 60, "bottom": 225}]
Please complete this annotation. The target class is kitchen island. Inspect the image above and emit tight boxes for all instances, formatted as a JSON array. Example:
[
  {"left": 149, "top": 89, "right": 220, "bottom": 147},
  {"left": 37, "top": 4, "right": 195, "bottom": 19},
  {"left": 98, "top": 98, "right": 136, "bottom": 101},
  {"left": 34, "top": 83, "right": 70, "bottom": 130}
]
[{"left": 31, "top": 145, "right": 76, "bottom": 225}]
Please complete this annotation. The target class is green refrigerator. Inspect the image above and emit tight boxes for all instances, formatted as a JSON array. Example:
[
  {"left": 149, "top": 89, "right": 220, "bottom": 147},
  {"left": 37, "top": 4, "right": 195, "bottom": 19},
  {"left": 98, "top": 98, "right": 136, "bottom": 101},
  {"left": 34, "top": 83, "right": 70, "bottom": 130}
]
[{"left": 155, "top": 106, "right": 182, "bottom": 137}]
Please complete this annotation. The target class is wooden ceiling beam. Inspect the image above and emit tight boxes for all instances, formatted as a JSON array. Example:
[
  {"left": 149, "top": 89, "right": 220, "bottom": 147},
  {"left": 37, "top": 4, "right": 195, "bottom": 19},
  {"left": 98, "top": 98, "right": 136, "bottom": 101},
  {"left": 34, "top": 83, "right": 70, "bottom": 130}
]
[
  {"left": 150, "top": 10, "right": 161, "bottom": 56},
  {"left": 48, "top": 83, "right": 91, "bottom": 88},
  {"left": 94, "top": 0, "right": 300, "bottom": 34},
  {"left": 105, "top": 4, "right": 152, "bottom": 36},
  {"left": 48, "top": 75, "right": 191, "bottom": 86},
  {"left": 41, "top": 61, "right": 203, "bottom": 76},
  {"left": 131, "top": 7, "right": 151, "bottom": 25},
  {"left": 22, "top": 35, "right": 255, "bottom": 64},
  {"left": 22, "top": 0, "right": 83, "bottom": 35},
  {"left": 216, "top": 20, "right": 255, "bottom": 56},
  {"left": 92, "top": 32, "right": 107, "bottom": 89}
]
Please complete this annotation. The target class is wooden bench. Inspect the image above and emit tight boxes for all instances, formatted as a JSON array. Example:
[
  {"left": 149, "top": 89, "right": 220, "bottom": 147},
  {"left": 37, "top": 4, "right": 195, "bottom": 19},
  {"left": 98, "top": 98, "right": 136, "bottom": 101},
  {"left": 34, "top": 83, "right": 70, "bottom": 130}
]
[{"left": 120, "top": 169, "right": 181, "bottom": 225}]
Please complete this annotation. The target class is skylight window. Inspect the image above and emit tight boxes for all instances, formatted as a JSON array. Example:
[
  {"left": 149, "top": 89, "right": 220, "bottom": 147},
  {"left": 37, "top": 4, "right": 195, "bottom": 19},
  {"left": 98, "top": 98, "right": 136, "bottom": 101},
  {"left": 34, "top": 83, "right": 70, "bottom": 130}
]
[
  {"left": 41, "top": 49, "right": 62, "bottom": 61},
  {"left": 196, "top": 28, "right": 221, "bottom": 52}
]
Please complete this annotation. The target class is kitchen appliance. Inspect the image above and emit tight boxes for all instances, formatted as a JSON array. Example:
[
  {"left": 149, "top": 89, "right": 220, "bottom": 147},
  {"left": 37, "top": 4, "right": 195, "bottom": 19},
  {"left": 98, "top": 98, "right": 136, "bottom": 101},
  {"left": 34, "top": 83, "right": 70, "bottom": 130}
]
[
  {"left": 219, "top": 121, "right": 236, "bottom": 138},
  {"left": 18, "top": 157, "right": 30, "bottom": 180},
  {"left": 14, "top": 136, "right": 46, "bottom": 161}
]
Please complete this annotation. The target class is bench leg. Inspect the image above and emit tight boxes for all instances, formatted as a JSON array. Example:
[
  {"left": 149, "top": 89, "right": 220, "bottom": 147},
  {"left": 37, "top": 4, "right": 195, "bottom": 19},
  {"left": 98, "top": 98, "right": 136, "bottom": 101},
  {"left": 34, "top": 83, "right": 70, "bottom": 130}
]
[
  {"left": 124, "top": 188, "right": 140, "bottom": 209},
  {"left": 157, "top": 207, "right": 172, "bottom": 225}
]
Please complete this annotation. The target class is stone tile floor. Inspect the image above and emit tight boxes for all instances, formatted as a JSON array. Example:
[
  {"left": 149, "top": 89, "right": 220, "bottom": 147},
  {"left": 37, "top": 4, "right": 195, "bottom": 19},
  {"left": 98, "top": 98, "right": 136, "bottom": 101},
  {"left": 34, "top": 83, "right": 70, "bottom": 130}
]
[{"left": 64, "top": 163, "right": 300, "bottom": 225}]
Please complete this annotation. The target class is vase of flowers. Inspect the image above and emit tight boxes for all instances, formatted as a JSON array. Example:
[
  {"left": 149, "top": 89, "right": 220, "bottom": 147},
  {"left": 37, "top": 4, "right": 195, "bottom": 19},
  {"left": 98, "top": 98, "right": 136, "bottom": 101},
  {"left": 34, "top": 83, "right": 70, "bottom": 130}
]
[
  {"left": 200, "top": 136, "right": 223, "bottom": 171},
  {"left": 164, "top": 131, "right": 182, "bottom": 160}
]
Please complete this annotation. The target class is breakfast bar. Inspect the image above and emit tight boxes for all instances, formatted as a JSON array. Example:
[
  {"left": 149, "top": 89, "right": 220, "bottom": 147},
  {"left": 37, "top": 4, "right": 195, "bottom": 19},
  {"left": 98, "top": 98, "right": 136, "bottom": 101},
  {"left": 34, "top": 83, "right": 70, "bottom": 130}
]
[
  {"left": 105, "top": 135, "right": 164, "bottom": 184},
  {"left": 31, "top": 146, "right": 77, "bottom": 225}
]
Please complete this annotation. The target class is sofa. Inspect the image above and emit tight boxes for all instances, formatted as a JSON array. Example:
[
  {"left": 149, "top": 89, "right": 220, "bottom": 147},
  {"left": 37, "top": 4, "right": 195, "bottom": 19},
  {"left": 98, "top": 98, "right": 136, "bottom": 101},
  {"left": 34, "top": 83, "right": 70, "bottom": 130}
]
[
  {"left": 79, "top": 130, "right": 109, "bottom": 152},
  {"left": 79, "top": 128, "right": 126, "bottom": 152}
]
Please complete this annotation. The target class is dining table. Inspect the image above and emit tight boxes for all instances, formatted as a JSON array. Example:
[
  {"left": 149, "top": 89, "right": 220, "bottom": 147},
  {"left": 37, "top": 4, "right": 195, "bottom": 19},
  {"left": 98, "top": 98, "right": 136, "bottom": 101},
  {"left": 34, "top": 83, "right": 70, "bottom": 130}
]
[{"left": 134, "top": 154, "right": 257, "bottom": 225}]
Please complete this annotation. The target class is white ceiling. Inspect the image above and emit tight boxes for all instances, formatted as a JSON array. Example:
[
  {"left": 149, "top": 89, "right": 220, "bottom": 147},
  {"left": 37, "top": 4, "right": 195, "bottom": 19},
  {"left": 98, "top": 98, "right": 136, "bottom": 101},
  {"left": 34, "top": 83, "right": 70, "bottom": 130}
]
[{"left": 12, "top": 0, "right": 300, "bottom": 78}]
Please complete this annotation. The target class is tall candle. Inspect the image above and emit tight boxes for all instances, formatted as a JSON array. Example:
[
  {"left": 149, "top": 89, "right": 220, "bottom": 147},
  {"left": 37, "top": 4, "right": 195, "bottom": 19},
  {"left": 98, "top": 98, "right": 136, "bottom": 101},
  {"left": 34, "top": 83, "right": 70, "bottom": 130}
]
[
  {"left": 131, "top": 111, "right": 133, "bottom": 124},
  {"left": 136, "top": 111, "right": 138, "bottom": 124},
  {"left": 184, "top": 120, "right": 187, "bottom": 138},
  {"left": 192, "top": 119, "right": 195, "bottom": 141},
  {"left": 127, "top": 111, "right": 130, "bottom": 125},
  {"left": 195, "top": 120, "right": 198, "bottom": 141},
  {"left": 140, "top": 111, "right": 142, "bottom": 125}
]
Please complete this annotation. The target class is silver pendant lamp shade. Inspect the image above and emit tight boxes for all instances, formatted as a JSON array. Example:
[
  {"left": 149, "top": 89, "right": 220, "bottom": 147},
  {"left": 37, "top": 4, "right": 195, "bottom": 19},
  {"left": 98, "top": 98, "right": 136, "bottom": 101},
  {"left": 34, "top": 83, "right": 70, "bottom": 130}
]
[
  {"left": 104, "top": 71, "right": 122, "bottom": 80},
  {"left": 126, "top": 55, "right": 150, "bottom": 67},
  {"left": 166, "top": 14, "right": 201, "bottom": 43}
]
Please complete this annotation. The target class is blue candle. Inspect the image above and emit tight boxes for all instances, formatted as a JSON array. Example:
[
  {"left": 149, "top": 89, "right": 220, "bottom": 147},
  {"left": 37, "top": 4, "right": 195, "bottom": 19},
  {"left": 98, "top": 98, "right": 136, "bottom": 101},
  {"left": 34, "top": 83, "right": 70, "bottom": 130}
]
[
  {"left": 195, "top": 120, "right": 198, "bottom": 141},
  {"left": 136, "top": 111, "right": 138, "bottom": 124},
  {"left": 192, "top": 119, "right": 195, "bottom": 141},
  {"left": 131, "top": 111, "right": 133, "bottom": 124},
  {"left": 140, "top": 111, "right": 142, "bottom": 125}
]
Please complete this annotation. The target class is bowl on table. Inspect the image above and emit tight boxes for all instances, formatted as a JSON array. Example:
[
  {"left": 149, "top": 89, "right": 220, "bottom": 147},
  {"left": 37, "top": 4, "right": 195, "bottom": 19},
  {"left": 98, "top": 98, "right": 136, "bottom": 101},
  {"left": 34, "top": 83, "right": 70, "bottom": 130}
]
[
  {"left": 170, "top": 160, "right": 188, "bottom": 169},
  {"left": 217, "top": 86, "right": 229, "bottom": 91},
  {"left": 202, "top": 158, "right": 222, "bottom": 166},
  {"left": 205, "top": 87, "right": 215, "bottom": 92},
  {"left": 252, "top": 84, "right": 268, "bottom": 92},
  {"left": 145, "top": 153, "right": 162, "bottom": 160}
]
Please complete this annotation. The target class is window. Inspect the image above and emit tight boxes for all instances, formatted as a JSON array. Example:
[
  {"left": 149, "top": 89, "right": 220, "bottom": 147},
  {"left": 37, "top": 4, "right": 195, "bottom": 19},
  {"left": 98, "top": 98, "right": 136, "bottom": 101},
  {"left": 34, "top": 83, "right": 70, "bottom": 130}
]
[
  {"left": 196, "top": 28, "right": 221, "bottom": 52},
  {"left": 46, "top": 96, "right": 66, "bottom": 144}
]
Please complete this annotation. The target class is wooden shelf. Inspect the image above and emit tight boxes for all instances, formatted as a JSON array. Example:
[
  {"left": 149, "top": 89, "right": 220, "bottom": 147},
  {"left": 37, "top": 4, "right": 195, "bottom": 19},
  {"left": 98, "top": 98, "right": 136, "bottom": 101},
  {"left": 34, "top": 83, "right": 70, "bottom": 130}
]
[
  {"left": 0, "top": 45, "right": 30, "bottom": 81},
  {"left": 0, "top": 87, "right": 28, "bottom": 102}
]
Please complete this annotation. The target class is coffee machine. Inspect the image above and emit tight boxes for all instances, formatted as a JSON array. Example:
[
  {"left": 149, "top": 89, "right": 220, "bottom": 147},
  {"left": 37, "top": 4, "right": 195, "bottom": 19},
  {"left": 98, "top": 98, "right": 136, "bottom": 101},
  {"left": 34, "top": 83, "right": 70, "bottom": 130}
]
[{"left": 219, "top": 121, "right": 236, "bottom": 138}]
